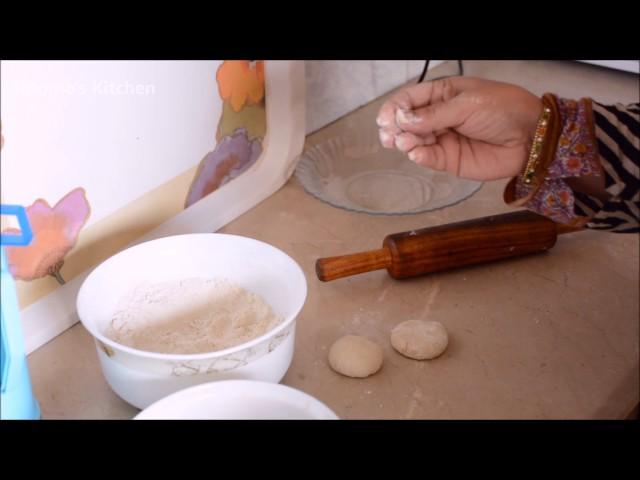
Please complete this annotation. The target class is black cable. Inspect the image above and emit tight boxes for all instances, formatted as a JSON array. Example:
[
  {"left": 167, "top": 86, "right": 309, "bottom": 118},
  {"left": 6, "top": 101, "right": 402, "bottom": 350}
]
[
  {"left": 418, "top": 60, "right": 431, "bottom": 83},
  {"left": 417, "top": 60, "right": 464, "bottom": 83}
]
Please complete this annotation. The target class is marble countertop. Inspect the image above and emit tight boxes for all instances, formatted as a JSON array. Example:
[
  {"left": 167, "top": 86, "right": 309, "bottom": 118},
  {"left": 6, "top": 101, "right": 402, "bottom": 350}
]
[{"left": 27, "top": 60, "right": 639, "bottom": 419}]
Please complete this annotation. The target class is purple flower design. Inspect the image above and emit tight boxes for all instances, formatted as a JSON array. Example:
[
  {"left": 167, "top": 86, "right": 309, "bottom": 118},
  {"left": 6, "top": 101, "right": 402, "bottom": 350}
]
[{"left": 185, "top": 128, "right": 262, "bottom": 208}]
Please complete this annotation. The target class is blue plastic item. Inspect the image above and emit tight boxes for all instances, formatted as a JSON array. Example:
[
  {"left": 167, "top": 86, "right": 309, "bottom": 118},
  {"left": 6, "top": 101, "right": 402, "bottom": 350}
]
[{"left": 1, "top": 204, "right": 40, "bottom": 420}]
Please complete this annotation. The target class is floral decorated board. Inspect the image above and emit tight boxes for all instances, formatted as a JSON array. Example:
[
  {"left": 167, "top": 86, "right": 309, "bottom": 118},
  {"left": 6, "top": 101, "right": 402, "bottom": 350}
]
[
  {"left": 0, "top": 60, "right": 305, "bottom": 352},
  {"left": 186, "top": 61, "right": 267, "bottom": 208}
]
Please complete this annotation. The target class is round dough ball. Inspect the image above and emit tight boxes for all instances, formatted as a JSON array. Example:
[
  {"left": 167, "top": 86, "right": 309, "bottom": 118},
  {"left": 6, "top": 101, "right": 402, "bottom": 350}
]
[
  {"left": 328, "top": 335, "right": 384, "bottom": 378},
  {"left": 391, "top": 320, "right": 448, "bottom": 360}
]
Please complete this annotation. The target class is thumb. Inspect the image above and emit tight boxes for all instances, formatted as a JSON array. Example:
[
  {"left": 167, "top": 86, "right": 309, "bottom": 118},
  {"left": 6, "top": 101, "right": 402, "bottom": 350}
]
[
  {"left": 395, "top": 95, "right": 469, "bottom": 136},
  {"left": 377, "top": 76, "right": 476, "bottom": 128}
]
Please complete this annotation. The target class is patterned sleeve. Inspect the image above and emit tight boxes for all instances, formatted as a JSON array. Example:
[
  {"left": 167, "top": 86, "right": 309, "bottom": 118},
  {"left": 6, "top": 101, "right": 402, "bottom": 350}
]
[{"left": 504, "top": 94, "right": 639, "bottom": 233}]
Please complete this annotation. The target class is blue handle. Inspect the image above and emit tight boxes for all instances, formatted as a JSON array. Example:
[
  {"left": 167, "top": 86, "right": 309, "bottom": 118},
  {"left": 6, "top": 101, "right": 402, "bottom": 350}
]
[{"left": 0, "top": 205, "right": 32, "bottom": 246}]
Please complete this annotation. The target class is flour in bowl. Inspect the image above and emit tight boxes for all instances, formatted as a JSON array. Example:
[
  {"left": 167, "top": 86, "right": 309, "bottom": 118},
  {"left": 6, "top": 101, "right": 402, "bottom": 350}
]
[{"left": 105, "top": 278, "right": 282, "bottom": 354}]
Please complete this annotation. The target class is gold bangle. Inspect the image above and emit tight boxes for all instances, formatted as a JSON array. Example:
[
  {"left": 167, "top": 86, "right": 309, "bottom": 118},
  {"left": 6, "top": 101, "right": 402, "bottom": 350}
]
[{"left": 523, "top": 106, "right": 552, "bottom": 184}]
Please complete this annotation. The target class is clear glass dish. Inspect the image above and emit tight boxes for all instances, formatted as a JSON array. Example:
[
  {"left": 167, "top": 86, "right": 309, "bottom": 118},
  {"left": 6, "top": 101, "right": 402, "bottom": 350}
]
[{"left": 295, "top": 128, "right": 482, "bottom": 216}]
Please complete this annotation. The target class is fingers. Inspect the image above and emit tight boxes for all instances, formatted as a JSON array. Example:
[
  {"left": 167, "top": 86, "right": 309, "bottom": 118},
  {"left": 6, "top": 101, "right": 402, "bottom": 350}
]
[
  {"left": 379, "top": 127, "right": 437, "bottom": 151},
  {"left": 394, "top": 131, "right": 436, "bottom": 152},
  {"left": 395, "top": 98, "right": 468, "bottom": 136},
  {"left": 408, "top": 145, "right": 446, "bottom": 172},
  {"left": 376, "top": 76, "right": 476, "bottom": 127},
  {"left": 378, "top": 125, "right": 402, "bottom": 148},
  {"left": 377, "top": 101, "right": 399, "bottom": 128},
  {"left": 406, "top": 132, "right": 462, "bottom": 177}
]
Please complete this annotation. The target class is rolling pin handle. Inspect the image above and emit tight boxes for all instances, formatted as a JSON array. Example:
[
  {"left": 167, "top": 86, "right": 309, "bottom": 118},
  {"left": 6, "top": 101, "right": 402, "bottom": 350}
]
[{"left": 316, "top": 247, "right": 392, "bottom": 282}]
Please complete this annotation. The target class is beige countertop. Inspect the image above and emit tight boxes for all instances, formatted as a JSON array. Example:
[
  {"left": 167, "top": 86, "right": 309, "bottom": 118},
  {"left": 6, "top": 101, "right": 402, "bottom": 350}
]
[{"left": 27, "top": 60, "right": 639, "bottom": 419}]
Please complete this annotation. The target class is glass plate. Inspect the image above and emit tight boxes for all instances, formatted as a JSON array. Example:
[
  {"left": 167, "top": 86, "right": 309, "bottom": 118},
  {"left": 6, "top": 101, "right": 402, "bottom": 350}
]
[{"left": 295, "top": 128, "right": 482, "bottom": 216}]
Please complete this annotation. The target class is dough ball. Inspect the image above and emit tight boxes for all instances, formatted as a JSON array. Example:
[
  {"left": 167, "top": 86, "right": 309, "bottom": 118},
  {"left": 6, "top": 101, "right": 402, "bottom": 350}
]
[
  {"left": 328, "top": 335, "right": 384, "bottom": 378},
  {"left": 391, "top": 320, "right": 448, "bottom": 360}
]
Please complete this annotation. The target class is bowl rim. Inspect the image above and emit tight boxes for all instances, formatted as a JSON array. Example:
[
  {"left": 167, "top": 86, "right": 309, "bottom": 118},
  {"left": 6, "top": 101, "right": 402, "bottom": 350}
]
[
  {"left": 134, "top": 379, "right": 339, "bottom": 420},
  {"left": 76, "top": 233, "right": 307, "bottom": 361}
]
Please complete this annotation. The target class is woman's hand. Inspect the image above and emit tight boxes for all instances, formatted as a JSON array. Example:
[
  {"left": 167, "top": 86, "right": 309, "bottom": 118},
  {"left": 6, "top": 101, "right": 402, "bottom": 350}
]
[{"left": 376, "top": 76, "right": 543, "bottom": 181}]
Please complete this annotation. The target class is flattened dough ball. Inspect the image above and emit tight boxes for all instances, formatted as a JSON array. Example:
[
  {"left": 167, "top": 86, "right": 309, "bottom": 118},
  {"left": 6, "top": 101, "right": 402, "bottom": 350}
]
[
  {"left": 391, "top": 320, "right": 448, "bottom": 360},
  {"left": 328, "top": 335, "right": 384, "bottom": 378}
]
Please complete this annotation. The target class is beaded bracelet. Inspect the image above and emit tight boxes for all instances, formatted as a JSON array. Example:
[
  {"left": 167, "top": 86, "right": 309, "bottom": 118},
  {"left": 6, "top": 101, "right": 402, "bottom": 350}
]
[{"left": 522, "top": 106, "right": 552, "bottom": 184}]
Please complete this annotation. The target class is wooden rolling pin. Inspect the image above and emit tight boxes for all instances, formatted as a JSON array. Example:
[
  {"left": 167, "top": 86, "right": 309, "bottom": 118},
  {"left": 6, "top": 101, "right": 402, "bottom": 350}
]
[{"left": 316, "top": 210, "right": 582, "bottom": 282}]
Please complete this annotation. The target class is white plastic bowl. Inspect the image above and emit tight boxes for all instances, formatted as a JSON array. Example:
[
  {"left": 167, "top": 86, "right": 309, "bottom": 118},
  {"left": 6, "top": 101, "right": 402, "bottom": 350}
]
[
  {"left": 77, "top": 233, "right": 307, "bottom": 410},
  {"left": 135, "top": 380, "right": 339, "bottom": 419}
]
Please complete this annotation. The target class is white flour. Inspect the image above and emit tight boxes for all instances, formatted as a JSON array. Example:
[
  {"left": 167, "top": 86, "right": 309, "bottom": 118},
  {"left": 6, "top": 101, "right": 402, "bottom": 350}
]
[{"left": 105, "top": 278, "right": 282, "bottom": 354}]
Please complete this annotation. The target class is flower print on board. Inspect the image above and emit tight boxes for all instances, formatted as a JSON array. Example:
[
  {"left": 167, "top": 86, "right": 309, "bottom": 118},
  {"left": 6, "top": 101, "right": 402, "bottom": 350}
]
[{"left": 3, "top": 188, "right": 91, "bottom": 284}]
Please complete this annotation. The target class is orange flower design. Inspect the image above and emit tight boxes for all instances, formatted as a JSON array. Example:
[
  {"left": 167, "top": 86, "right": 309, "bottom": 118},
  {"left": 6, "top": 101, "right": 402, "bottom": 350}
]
[
  {"left": 545, "top": 194, "right": 555, "bottom": 206},
  {"left": 574, "top": 143, "right": 587, "bottom": 153},
  {"left": 567, "top": 156, "right": 581, "bottom": 172},
  {"left": 216, "top": 61, "right": 265, "bottom": 112},
  {"left": 3, "top": 188, "right": 91, "bottom": 282}
]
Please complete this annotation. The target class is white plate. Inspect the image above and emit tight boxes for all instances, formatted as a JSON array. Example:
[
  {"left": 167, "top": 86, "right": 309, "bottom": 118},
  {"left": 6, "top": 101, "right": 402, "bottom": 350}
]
[{"left": 135, "top": 380, "right": 339, "bottom": 420}]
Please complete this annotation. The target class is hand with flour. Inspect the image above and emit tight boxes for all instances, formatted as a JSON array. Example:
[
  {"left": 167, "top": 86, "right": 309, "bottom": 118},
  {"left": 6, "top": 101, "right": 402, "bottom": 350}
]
[
  {"left": 376, "top": 76, "right": 543, "bottom": 181},
  {"left": 376, "top": 75, "right": 640, "bottom": 232}
]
